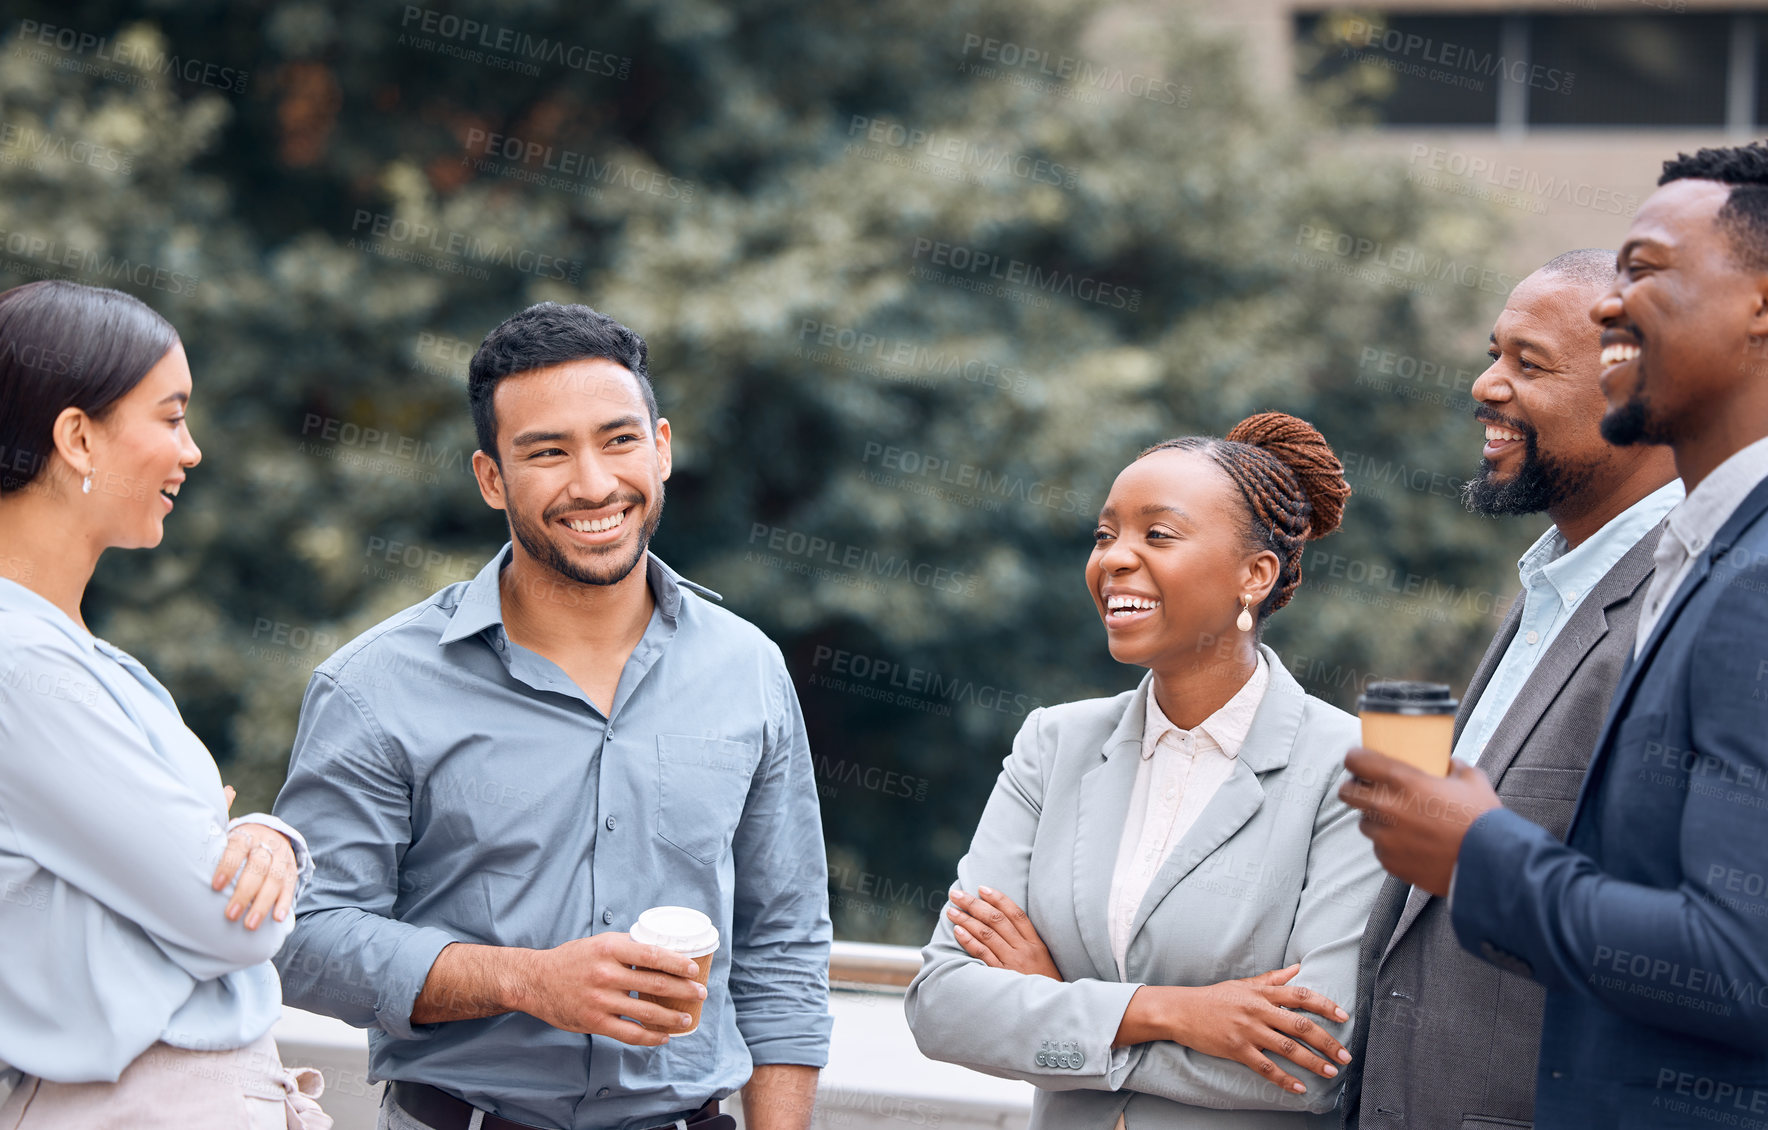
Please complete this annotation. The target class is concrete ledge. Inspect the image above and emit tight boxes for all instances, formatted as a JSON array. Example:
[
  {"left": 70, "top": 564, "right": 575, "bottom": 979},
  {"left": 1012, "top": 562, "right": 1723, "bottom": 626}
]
[{"left": 274, "top": 986, "right": 1032, "bottom": 1130}]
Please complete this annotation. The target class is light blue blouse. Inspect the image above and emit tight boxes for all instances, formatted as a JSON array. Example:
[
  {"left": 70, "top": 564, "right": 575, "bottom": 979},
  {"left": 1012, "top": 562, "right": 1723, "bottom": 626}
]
[{"left": 0, "top": 577, "right": 311, "bottom": 1084}]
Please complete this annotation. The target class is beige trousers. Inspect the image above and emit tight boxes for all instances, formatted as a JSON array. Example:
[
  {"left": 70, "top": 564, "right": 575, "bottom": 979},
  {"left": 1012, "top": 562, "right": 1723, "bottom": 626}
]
[{"left": 0, "top": 1032, "right": 330, "bottom": 1130}]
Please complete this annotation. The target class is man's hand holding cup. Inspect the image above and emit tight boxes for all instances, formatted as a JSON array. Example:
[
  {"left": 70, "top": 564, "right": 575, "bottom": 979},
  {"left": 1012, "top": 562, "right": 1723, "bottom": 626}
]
[{"left": 517, "top": 927, "right": 710, "bottom": 1047}]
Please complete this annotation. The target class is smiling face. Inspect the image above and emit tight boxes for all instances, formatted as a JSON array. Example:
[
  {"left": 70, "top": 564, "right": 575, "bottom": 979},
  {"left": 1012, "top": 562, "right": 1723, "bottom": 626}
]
[
  {"left": 1086, "top": 448, "right": 1278, "bottom": 671},
  {"left": 79, "top": 341, "right": 201, "bottom": 549},
  {"left": 472, "top": 358, "right": 671, "bottom": 587},
  {"left": 1591, "top": 178, "right": 1759, "bottom": 446},
  {"left": 1465, "top": 269, "right": 1618, "bottom": 515}
]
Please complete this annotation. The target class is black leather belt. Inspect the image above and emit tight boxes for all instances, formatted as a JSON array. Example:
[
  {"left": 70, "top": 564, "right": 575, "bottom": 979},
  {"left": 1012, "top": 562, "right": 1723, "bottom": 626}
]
[{"left": 389, "top": 1081, "right": 732, "bottom": 1130}]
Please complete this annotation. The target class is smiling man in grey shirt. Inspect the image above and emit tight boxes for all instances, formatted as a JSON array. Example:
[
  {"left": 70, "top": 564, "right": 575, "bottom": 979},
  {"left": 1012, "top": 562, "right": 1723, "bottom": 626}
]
[{"left": 272, "top": 302, "right": 830, "bottom": 1130}]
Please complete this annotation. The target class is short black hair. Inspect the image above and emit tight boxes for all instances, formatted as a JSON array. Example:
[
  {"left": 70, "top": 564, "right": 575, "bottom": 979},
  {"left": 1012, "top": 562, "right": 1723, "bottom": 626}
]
[
  {"left": 0, "top": 280, "right": 179, "bottom": 494},
  {"left": 1537, "top": 248, "right": 1616, "bottom": 289},
  {"left": 467, "top": 301, "right": 656, "bottom": 463},
  {"left": 1660, "top": 143, "right": 1768, "bottom": 271}
]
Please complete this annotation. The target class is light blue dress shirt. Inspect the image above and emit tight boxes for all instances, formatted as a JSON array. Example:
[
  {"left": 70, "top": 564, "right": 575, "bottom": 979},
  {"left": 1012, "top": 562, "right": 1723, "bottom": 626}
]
[
  {"left": 0, "top": 576, "right": 311, "bottom": 1084},
  {"left": 1451, "top": 480, "right": 1684, "bottom": 768},
  {"left": 272, "top": 545, "right": 832, "bottom": 1130}
]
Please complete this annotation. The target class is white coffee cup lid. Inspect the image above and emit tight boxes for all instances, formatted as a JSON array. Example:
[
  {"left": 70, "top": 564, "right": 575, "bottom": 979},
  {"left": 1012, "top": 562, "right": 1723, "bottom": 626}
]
[{"left": 630, "top": 906, "right": 719, "bottom": 957}]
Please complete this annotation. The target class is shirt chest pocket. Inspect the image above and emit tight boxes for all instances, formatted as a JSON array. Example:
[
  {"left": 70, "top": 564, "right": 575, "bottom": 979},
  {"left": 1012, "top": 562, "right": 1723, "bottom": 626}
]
[{"left": 655, "top": 734, "right": 763, "bottom": 865}]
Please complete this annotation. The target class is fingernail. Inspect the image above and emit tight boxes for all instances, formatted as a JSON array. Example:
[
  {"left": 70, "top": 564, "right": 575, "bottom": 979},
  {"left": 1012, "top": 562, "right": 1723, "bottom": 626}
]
[
  {"left": 946, "top": 907, "right": 959, "bottom": 918},
  {"left": 696, "top": 986, "right": 707, "bottom": 999},
  {"left": 949, "top": 889, "right": 965, "bottom": 900},
  {"left": 1337, "top": 1049, "right": 1353, "bottom": 1063},
  {"left": 227, "top": 905, "right": 240, "bottom": 920},
  {"left": 680, "top": 1014, "right": 693, "bottom": 1027},
  {"left": 953, "top": 925, "right": 969, "bottom": 937},
  {"left": 246, "top": 913, "right": 260, "bottom": 929},
  {"left": 1292, "top": 1083, "right": 1306, "bottom": 1093},
  {"left": 1335, "top": 1008, "right": 1348, "bottom": 1022},
  {"left": 1323, "top": 1065, "right": 1338, "bottom": 1077},
  {"left": 275, "top": 907, "right": 287, "bottom": 922},
  {"left": 978, "top": 886, "right": 995, "bottom": 896}
]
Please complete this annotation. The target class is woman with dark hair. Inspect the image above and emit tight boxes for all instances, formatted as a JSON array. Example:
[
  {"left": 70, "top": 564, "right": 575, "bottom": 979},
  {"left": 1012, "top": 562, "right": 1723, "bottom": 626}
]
[
  {"left": 0, "top": 280, "right": 330, "bottom": 1127},
  {"left": 905, "top": 413, "right": 1384, "bottom": 1129}
]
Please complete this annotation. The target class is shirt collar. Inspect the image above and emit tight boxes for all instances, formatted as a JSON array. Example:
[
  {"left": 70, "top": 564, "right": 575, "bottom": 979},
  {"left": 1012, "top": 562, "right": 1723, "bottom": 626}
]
[
  {"left": 1140, "top": 651, "right": 1270, "bottom": 761},
  {"left": 436, "top": 542, "right": 722, "bottom": 647},
  {"left": 1664, "top": 434, "right": 1768, "bottom": 557},
  {"left": 1521, "top": 479, "right": 1685, "bottom": 605},
  {"left": 0, "top": 575, "right": 98, "bottom": 655}
]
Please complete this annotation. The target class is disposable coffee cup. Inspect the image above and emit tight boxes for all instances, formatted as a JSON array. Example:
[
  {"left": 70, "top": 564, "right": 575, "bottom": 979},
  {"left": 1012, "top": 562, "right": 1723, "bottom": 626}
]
[
  {"left": 1357, "top": 681, "right": 1458, "bottom": 777},
  {"left": 630, "top": 905, "right": 719, "bottom": 1035}
]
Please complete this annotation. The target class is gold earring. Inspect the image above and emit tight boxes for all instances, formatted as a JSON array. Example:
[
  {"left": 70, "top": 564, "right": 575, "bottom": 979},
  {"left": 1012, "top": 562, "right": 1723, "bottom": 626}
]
[{"left": 1236, "top": 595, "right": 1254, "bottom": 632}]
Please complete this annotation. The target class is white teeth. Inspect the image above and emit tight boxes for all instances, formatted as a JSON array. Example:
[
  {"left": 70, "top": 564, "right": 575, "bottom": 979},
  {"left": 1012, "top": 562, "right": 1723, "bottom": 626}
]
[
  {"left": 1601, "top": 343, "right": 1641, "bottom": 366},
  {"left": 1106, "top": 595, "right": 1161, "bottom": 612},
  {"left": 1484, "top": 426, "right": 1524, "bottom": 444},
  {"left": 161, "top": 485, "right": 180, "bottom": 496},
  {"left": 565, "top": 508, "right": 628, "bottom": 533}
]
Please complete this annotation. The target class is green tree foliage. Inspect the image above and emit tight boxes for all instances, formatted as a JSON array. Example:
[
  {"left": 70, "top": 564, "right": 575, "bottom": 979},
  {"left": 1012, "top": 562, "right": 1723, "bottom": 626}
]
[{"left": 0, "top": 0, "right": 1535, "bottom": 941}]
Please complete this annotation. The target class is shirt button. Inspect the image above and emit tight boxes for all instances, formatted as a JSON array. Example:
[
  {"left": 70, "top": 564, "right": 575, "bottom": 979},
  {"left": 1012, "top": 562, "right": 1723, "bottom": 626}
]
[
  {"left": 1525, "top": 630, "right": 1539, "bottom": 644},
  {"left": 596, "top": 1087, "right": 611, "bottom": 1098},
  {"left": 603, "top": 909, "right": 614, "bottom": 924},
  {"left": 1565, "top": 590, "right": 1577, "bottom": 601},
  {"left": 605, "top": 815, "right": 617, "bottom": 831}
]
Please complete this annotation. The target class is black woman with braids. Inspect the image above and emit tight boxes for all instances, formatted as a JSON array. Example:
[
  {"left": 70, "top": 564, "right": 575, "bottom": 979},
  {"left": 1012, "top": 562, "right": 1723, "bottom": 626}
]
[{"left": 906, "top": 413, "right": 1385, "bottom": 1130}]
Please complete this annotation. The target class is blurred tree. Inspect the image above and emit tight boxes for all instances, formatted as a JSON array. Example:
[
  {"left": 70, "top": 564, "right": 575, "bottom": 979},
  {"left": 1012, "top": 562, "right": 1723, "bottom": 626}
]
[{"left": 0, "top": 0, "right": 1533, "bottom": 942}]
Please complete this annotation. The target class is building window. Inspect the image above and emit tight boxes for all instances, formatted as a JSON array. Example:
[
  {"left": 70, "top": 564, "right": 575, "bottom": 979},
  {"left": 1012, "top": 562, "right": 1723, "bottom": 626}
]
[
  {"left": 1296, "top": 9, "right": 1747, "bottom": 130},
  {"left": 1530, "top": 14, "right": 1729, "bottom": 127}
]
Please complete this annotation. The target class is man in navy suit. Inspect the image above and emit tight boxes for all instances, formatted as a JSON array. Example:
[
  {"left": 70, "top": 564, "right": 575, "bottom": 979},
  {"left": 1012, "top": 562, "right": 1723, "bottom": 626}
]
[{"left": 1340, "top": 142, "right": 1768, "bottom": 1129}]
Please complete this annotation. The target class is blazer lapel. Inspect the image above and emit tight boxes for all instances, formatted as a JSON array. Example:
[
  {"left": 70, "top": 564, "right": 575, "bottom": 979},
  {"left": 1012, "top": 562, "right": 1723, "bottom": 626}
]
[
  {"left": 1127, "top": 646, "right": 1305, "bottom": 945},
  {"left": 1573, "top": 476, "right": 1768, "bottom": 832},
  {"left": 1473, "top": 526, "right": 1660, "bottom": 788},
  {"left": 1452, "top": 593, "right": 1523, "bottom": 748},
  {"left": 1073, "top": 672, "right": 1153, "bottom": 982},
  {"left": 1383, "top": 525, "right": 1664, "bottom": 958}
]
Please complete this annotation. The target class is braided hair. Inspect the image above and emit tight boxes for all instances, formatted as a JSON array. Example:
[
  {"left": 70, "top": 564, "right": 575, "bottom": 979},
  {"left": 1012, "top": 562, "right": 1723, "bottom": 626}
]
[{"left": 1139, "top": 412, "right": 1350, "bottom": 622}]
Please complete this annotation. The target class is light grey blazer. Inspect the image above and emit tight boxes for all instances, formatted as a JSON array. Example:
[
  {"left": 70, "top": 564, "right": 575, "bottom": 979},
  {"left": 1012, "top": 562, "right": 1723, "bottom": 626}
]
[{"left": 905, "top": 644, "right": 1384, "bottom": 1129}]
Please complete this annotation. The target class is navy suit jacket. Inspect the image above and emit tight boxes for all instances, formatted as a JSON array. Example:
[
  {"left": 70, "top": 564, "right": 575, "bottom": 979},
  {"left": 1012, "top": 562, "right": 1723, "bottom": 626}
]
[{"left": 1453, "top": 473, "right": 1768, "bottom": 1129}]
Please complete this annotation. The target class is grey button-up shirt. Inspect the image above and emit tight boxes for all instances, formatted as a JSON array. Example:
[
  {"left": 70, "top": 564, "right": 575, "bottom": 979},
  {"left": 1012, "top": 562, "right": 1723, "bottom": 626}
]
[{"left": 272, "top": 545, "right": 831, "bottom": 1130}]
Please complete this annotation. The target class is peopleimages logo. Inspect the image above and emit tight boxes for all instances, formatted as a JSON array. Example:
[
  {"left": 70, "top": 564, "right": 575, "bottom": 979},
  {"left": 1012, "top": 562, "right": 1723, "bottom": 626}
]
[
  {"left": 348, "top": 211, "right": 583, "bottom": 283},
  {"left": 958, "top": 34, "right": 1187, "bottom": 106},
  {"left": 14, "top": 20, "right": 250, "bottom": 94},
  {"left": 397, "top": 6, "right": 630, "bottom": 78},
  {"left": 909, "top": 238, "right": 1141, "bottom": 312},
  {"left": 1338, "top": 16, "right": 1574, "bottom": 94},
  {"left": 847, "top": 115, "right": 1079, "bottom": 190}
]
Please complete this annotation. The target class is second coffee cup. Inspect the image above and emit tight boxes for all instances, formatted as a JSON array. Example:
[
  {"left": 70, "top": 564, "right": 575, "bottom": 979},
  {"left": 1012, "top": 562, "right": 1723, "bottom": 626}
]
[{"left": 630, "top": 905, "right": 719, "bottom": 1035}]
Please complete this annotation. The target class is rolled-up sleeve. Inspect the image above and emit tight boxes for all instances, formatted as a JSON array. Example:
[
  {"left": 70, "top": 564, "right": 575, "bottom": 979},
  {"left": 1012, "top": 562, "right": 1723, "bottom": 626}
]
[
  {"left": 726, "top": 651, "right": 833, "bottom": 1067},
  {"left": 904, "top": 708, "right": 1143, "bottom": 1090},
  {"left": 228, "top": 813, "right": 313, "bottom": 895},
  {"left": 271, "top": 671, "right": 458, "bottom": 1039}
]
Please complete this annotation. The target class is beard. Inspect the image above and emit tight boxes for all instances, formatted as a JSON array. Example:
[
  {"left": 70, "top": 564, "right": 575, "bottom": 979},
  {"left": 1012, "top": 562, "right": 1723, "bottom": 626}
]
[
  {"left": 1599, "top": 382, "right": 1674, "bottom": 447},
  {"left": 508, "top": 483, "right": 665, "bottom": 587},
  {"left": 1463, "top": 426, "right": 1598, "bottom": 517}
]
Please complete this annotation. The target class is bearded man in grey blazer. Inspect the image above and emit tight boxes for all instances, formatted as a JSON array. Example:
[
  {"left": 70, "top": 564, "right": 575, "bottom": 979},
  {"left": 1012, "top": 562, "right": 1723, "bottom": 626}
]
[{"left": 1341, "top": 250, "right": 1682, "bottom": 1129}]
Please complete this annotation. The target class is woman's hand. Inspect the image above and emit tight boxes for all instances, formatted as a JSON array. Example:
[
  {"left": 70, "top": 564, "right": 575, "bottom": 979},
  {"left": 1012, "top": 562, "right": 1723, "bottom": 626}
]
[
  {"left": 211, "top": 787, "right": 297, "bottom": 930},
  {"left": 945, "top": 886, "right": 1061, "bottom": 980},
  {"left": 1119, "top": 965, "right": 1353, "bottom": 1095}
]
